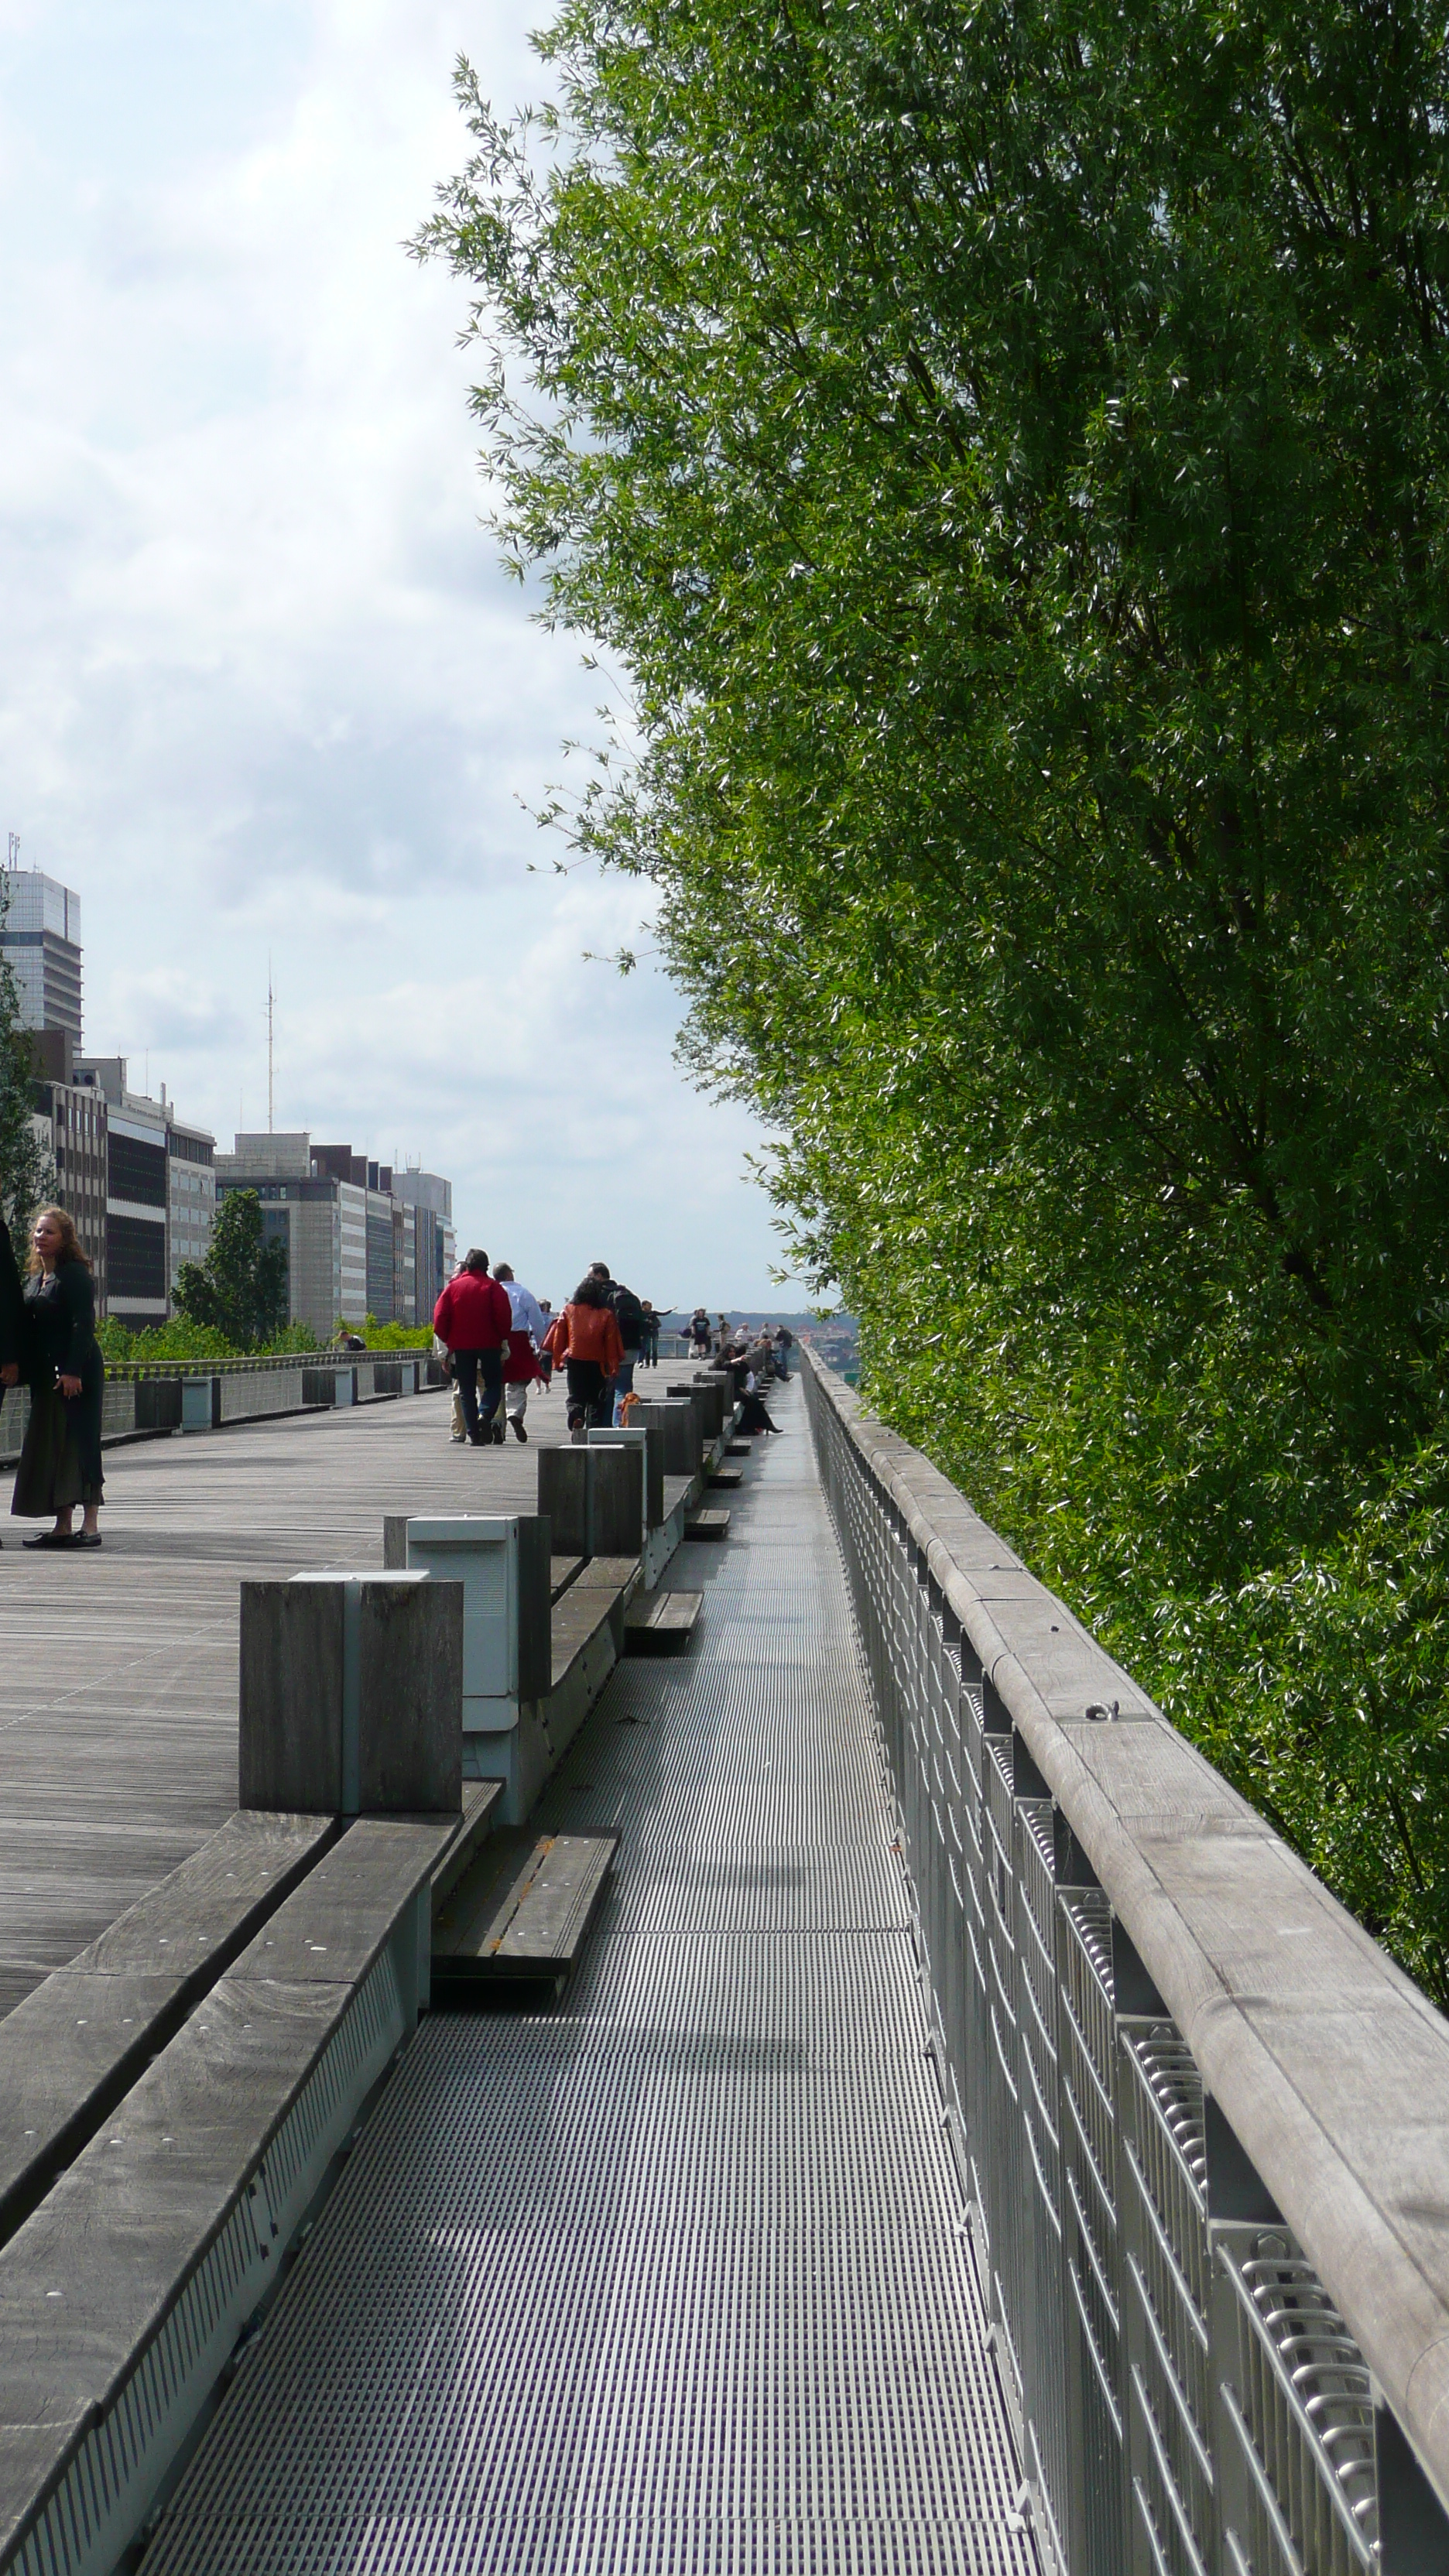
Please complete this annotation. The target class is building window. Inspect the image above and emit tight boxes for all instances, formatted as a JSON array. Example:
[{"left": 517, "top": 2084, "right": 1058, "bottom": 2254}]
[{"left": 108, "top": 1213, "right": 166, "bottom": 1301}]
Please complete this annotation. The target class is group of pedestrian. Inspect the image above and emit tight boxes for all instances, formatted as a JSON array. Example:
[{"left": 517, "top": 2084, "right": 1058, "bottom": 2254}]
[
  {"left": 687, "top": 1309, "right": 795, "bottom": 1379},
  {"left": 433, "top": 1252, "right": 670, "bottom": 1447},
  {"left": 0, "top": 1204, "right": 105, "bottom": 1548}
]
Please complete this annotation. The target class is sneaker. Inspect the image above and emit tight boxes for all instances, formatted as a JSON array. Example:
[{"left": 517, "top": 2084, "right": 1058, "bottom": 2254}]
[
  {"left": 511, "top": 1417, "right": 527, "bottom": 1441},
  {"left": 492, "top": 1420, "right": 505, "bottom": 1444}
]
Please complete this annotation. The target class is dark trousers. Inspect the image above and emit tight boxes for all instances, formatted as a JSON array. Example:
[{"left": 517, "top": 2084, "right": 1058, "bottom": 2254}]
[
  {"left": 454, "top": 1347, "right": 503, "bottom": 1441},
  {"left": 565, "top": 1358, "right": 611, "bottom": 1429}
]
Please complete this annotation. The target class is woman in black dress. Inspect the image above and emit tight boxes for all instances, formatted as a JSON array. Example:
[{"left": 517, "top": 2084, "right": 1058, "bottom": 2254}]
[{"left": 12, "top": 1206, "right": 104, "bottom": 1549}]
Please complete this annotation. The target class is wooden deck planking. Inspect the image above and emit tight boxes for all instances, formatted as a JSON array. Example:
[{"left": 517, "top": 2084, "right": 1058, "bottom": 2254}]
[{"left": 0, "top": 1376, "right": 592, "bottom": 2015}]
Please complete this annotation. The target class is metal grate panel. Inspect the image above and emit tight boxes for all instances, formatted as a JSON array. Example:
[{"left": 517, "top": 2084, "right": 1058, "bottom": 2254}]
[
  {"left": 146, "top": 1396, "right": 1036, "bottom": 2576},
  {"left": 1216, "top": 2231, "right": 1376, "bottom": 2574}
]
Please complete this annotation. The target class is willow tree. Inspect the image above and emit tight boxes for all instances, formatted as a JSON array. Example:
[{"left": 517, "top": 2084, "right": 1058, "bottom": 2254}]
[{"left": 421, "top": 0, "right": 1449, "bottom": 1995}]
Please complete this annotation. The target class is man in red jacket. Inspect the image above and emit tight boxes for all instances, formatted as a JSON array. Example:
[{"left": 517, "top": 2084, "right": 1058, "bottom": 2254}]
[{"left": 433, "top": 1250, "right": 512, "bottom": 1447}]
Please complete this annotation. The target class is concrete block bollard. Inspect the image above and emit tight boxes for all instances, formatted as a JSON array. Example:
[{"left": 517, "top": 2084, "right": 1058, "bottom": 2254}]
[
  {"left": 381, "top": 1513, "right": 553, "bottom": 1823},
  {"left": 538, "top": 1444, "right": 645, "bottom": 1557},
  {"left": 587, "top": 1423, "right": 665, "bottom": 1530},
  {"left": 180, "top": 1376, "right": 218, "bottom": 1432},
  {"left": 239, "top": 1571, "right": 462, "bottom": 1815},
  {"left": 667, "top": 1381, "right": 724, "bottom": 1447},
  {"left": 630, "top": 1398, "right": 702, "bottom": 1480},
  {"left": 391, "top": 1515, "right": 550, "bottom": 1729}
]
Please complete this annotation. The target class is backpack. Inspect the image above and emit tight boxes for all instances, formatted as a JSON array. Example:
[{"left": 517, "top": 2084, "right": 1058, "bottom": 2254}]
[{"left": 609, "top": 1281, "right": 645, "bottom": 1346}]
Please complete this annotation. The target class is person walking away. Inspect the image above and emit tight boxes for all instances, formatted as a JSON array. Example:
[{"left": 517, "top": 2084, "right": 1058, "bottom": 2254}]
[
  {"left": 552, "top": 1279, "right": 625, "bottom": 1440},
  {"left": 587, "top": 1261, "right": 645, "bottom": 1425},
  {"left": 536, "top": 1300, "right": 555, "bottom": 1386},
  {"left": 492, "top": 1262, "right": 548, "bottom": 1443},
  {"left": 433, "top": 1250, "right": 512, "bottom": 1447},
  {"left": 773, "top": 1323, "right": 794, "bottom": 1379},
  {"left": 12, "top": 1207, "right": 104, "bottom": 1546}
]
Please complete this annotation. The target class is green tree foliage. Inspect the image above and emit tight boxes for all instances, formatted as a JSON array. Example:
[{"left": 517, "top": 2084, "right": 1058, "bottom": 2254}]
[
  {"left": 421, "top": 0, "right": 1449, "bottom": 1997},
  {"left": 95, "top": 1315, "right": 320, "bottom": 1363},
  {"left": 173, "top": 1191, "right": 289, "bottom": 1352}
]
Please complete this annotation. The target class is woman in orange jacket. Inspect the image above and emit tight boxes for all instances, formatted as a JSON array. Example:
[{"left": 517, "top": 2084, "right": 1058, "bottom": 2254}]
[{"left": 550, "top": 1276, "right": 625, "bottom": 1440}]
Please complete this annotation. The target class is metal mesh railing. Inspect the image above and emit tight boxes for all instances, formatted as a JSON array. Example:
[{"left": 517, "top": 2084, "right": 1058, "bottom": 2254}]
[{"left": 801, "top": 1351, "right": 1434, "bottom": 2576}]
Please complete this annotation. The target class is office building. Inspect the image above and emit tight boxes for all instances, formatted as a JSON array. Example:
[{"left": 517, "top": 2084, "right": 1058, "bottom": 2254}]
[
  {"left": 217, "top": 1137, "right": 454, "bottom": 1339},
  {"left": 392, "top": 1166, "right": 454, "bottom": 1324},
  {"left": 1, "top": 867, "right": 83, "bottom": 1043},
  {"left": 75, "top": 1058, "right": 200, "bottom": 1329},
  {"left": 29, "top": 1030, "right": 108, "bottom": 1293},
  {"left": 166, "top": 1107, "right": 216, "bottom": 1290}
]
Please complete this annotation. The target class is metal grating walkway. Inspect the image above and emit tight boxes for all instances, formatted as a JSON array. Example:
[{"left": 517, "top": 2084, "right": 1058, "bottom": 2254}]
[{"left": 144, "top": 1383, "right": 1036, "bottom": 2576}]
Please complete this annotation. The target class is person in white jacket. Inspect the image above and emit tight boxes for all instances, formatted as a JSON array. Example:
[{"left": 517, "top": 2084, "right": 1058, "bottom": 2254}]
[{"left": 492, "top": 1262, "right": 550, "bottom": 1443}]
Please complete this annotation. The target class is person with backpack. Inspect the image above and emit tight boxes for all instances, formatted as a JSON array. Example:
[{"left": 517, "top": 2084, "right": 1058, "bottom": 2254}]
[
  {"left": 587, "top": 1261, "right": 645, "bottom": 1425},
  {"left": 550, "top": 1277, "right": 625, "bottom": 1439}
]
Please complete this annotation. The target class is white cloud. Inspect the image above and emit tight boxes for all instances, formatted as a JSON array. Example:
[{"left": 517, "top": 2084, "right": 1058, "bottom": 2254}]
[{"left": 0, "top": 2, "right": 794, "bottom": 1304}]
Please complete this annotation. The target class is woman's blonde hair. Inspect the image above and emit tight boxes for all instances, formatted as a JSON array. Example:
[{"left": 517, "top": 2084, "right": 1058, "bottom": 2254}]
[{"left": 26, "top": 1206, "right": 89, "bottom": 1276}]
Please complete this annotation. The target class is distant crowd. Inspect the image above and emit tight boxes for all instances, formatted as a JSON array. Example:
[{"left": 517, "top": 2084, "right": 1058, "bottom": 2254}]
[{"left": 430, "top": 1255, "right": 793, "bottom": 1448}]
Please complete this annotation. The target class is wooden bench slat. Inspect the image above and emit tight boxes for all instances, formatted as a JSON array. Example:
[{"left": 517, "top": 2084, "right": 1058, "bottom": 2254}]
[
  {"left": 433, "top": 1831, "right": 618, "bottom": 1983},
  {"left": 0, "top": 1814, "right": 454, "bottom": 2573},
  {"left": 625, "top": 1591, "right": 703, "bottom": 1656},
  {"left": 0, "top": 1811, "right": 334, "bottom": 2248}
]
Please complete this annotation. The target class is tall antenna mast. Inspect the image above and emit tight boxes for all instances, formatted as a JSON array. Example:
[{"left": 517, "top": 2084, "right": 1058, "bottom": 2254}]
[
  {"left": 267, "top": 957, "right": 274, "bottom": 1134},
  {"left": 6, "top": 834, "right": 18, "bottom": 869}
]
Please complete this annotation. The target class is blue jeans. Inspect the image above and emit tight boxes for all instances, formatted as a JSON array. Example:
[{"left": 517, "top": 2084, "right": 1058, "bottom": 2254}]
[{"left": 611, "top": 1351, "right": 638, "bottom": 1425}]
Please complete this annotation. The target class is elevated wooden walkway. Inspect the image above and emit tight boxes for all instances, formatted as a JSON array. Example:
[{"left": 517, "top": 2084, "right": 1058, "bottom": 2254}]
[{"left": 0, "top": 1375, "right": 585, "bottom": 2015}]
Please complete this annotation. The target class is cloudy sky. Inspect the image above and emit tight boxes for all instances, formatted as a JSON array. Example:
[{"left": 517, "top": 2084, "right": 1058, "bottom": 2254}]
[{"left": 0, "top": 0, "right": 794, "bottom": 1310}]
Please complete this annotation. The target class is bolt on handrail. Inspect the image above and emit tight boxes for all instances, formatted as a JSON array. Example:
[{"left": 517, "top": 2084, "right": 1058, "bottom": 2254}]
[{"left": 801, "top": 1346, "right": 1449, "bottom": 2574}]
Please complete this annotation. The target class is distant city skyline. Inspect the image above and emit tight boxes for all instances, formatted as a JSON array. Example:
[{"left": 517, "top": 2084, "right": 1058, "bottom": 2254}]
[{"left": 0, "top": 0, "right": 793, "bottom": 1310}]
